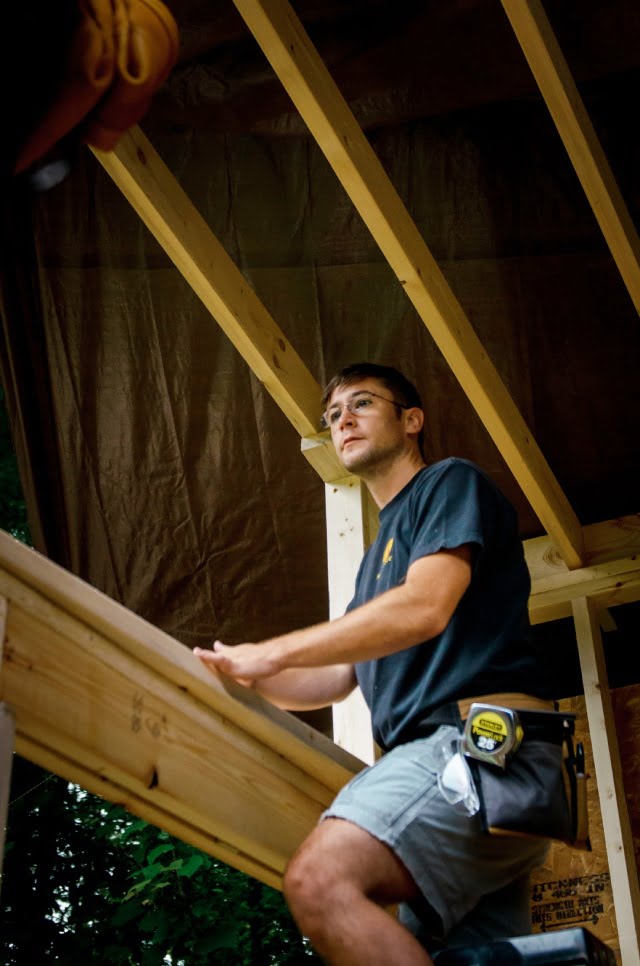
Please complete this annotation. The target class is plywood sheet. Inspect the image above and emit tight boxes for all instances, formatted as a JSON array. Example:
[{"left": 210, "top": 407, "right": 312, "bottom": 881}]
[{"left": 530, "top": 686, "right": 640, "bottom": 961}]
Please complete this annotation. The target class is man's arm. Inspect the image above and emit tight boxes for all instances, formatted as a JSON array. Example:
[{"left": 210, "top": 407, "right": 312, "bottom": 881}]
[
  {"left": 197, "top": 662, "right": 358, "bottom": 711},
  {"left": 195, "top": 545, "right": 472, "bottom": 704}
]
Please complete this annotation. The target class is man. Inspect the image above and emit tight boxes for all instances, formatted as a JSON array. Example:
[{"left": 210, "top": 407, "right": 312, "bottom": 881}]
[{"left": 195, "top": 362, "right": 557, "bottom": 964}]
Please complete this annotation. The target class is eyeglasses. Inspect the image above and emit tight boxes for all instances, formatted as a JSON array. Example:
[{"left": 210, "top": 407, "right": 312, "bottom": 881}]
[
  {"left": 321, "top": 390, "right": 409, "bottom": 429},
  {"left": 436, "top": 737, "right": 480, "bottom": 816}
]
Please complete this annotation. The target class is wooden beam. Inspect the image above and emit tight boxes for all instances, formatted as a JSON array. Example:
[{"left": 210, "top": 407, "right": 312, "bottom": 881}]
[
  {"left": 524, "top": 513, "right": 640, "bottom": 630},
  {"left": 501, "top": 0, "right": 640, "bottom": 316},
  {"left": 529, "top": 553, "right": 640, "bottom": 624},
  {"left": 525, "top": 514, "right": 640, "bottom": 582},
  {"left": 91, "top": 130, "right": 323, "bottom": 441},
  {"left": 571, "top": 598, "right": 640, "bottom": 961},
  {"left": 300, "top": 431, "right": 346, "bottom": 484},
  {"left": 17, "top": 731, "right": 283, "bottom": 889},
  {"left": 0, "top": 531, "right": 363, "bottom": 889},
  {"left": 93, "top": 131, "right": 355, "bottom": 485},
  {"left": 0, "top": 531, "right": 359, "bottom": 793},
  {"left": 232, "top": 0, "right": 584, "bottom": 570}
]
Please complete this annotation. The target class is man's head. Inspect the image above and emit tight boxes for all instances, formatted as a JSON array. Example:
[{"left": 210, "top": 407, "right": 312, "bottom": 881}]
[{"left": 321, "top": 363, "right": 426, "bottom": 473}]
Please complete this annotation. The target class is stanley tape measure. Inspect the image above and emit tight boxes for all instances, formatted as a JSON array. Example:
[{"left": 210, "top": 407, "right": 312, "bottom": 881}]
[{"left": 462, "top": 704, "right": 524, "bottom": 769}]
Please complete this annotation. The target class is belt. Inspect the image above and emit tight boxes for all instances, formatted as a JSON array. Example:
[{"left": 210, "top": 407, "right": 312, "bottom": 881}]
[
  {"left": 460, "top": 693, "right": 569, "bottom": 746},
  {"left": 411, "top": 693, "right": 568, "bottom": 748},
  {"left": 457, "top": 691, "right": 556, "bottom": 719}
]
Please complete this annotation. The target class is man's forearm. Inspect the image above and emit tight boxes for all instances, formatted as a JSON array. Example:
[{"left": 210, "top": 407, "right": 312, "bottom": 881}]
[{"left": 252, "top": 664, "right": 356, "bottom": 710}]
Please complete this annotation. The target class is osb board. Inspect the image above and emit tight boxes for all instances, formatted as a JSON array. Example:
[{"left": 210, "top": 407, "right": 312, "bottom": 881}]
[{"left": 530, "top": 685, "right": 640, "bottom": 961}]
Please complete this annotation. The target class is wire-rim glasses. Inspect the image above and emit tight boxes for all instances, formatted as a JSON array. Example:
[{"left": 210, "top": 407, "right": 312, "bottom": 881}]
[{"left": 321, "top": 390, "right": 410, "bottom": 429}]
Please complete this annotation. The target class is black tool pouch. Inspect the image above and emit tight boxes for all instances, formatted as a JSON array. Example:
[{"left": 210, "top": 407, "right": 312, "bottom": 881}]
[{"left": 470, "top": 713, "right": 590, "bottom": 849}]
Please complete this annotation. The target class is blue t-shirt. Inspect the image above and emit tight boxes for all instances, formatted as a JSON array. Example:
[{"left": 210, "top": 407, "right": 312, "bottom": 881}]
[{"left": 350, "top": 459, "right": 550, "bottom": 750}]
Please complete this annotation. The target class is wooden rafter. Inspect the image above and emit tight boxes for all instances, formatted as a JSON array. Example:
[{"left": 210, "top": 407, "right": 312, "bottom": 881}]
[
  {"left": 93, "top": 134, "right": 316, "bottom": 444},
  {"left": 501, "top": 0, "right": 640, "bottom": 316},
  {"left": 231, "top": 0, "right": 584, "bottom": 570},
  {"left": 92, "top": 131, "right": 346, "bottom": 484}
]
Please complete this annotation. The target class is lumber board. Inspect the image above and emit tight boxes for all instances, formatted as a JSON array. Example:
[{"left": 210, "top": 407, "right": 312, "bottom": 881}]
[
  {"left": 501, "top": 0, "right": 640, "bottom": 316},
  {"left": 325, "top": 477, "right": 375, "bottom": 762},
  {"left": 524, "top": 513, "right": 640, "bottom": 630},
  {"left": 0, "top": 532, "right": 364, "bottom": 889},
  {"left": 571, "top": 598, "right": 640, "bottom": 961},
  {"left": 300, "top": 431, "right": 346, "bottom": 484},
  {"left": 528, "top": 553, "right": 640, "bottom": 625},
  {"left": 232, "top": 0, "right": 584, "bottom": 570},
  {"left": 93, "top": 132, "right": 353, "bottom": 485},
  {"left": 17, "top": 732, "right": 283, "bottom": 890},
  {"left": 91, "top": 130, "right": 322, "bottom": 441},
  {"left": 0, "top": 531, "right": 360, "bottom": 793},
  {"left": 525, "top": 514, "right": 640, "bottom": 582}
]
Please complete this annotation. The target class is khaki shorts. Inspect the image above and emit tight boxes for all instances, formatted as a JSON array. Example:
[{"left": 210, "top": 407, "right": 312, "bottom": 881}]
[{"left": 322, "top": 725, "right": 549, "bottom": 945}]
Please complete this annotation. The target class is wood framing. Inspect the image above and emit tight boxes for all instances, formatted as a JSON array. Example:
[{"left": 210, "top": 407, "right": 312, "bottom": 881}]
[
  {"left": 0, "top": 531, "right": 362, "bottom": 890},
  {"left": 501, "top": 0, "right": 640, "bottom": 316},
  {"left": 7, "top": 0, "right": 636, "bottom": 945},
  {"left": 526, "top": 515, "right": 640, "bottom": 622},
  {"left": 231, "top": 0, "right": 584, "bottom": 570},
  {"left": 571, "top": 597, "right": 640, "bottom": 962},
  {"left": 325, "top": 477, "right": 377, "bottom": 762}
]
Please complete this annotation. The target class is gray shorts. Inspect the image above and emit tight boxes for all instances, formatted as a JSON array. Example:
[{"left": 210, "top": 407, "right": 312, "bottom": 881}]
[{"left": 322, "top": 725, "right": 549, "bottom": 942}]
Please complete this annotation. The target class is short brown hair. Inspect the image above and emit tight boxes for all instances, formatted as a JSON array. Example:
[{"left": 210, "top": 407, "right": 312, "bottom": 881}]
[{"left": 321, "top": 363, "right": 425, "bottom": 457}]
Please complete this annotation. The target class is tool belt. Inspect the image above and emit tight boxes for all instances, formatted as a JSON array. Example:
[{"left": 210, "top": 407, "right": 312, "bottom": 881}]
[{"left": 418, "top": 692, "right": 590, "bottom": 850}]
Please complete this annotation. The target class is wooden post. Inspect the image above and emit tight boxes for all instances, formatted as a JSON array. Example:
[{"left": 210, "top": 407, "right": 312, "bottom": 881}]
[
  {"left": 571, "top": 596, "right": 640, "bottom": 962},
  {"left": 325, "top": 477, "right": 377, "bottom": 764},
  {"left": 0, "top": 595, "right": 14, "bottom": 890}
]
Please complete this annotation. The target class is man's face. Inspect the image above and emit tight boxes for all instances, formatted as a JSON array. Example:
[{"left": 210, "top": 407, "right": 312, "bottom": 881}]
[{"left": 325, "top": 378, "right": 411, "bottom": 474}]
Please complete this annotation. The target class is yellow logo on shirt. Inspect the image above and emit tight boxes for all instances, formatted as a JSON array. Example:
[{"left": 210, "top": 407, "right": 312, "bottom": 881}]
[{"left": 377, "top": 538, "right": 394, "bottom": 579}]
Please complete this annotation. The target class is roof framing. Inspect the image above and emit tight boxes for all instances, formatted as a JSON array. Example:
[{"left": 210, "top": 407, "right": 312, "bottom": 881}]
[
  {"left": 8, "top": 0, "right": 640, "bottom": 950},
  {"left": 501, "top": 0, "right": 640, "bottom": 316},
  {"left": 231, "top": 0, "right": 585, "bottom": 570}
]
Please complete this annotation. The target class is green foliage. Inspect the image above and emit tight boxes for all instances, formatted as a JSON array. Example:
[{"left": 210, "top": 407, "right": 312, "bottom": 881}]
[
  {"left": 0, "top": 382, "right": 318, "bottom": 963},
  {"left": 2, "top": 766, "right": 318, "bottom": 963}
]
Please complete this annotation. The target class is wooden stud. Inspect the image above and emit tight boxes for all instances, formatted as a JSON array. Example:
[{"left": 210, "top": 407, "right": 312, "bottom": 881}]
[
  {"left": 501, "top": 0, "right": 640, "bottom": 316},
  {"left": 571, "top": 597, "right": 640, "bottom": 962},
  {"left": 324, "top": 477, "right": 377, "bottom": 763},
  {"left": 231, "top": 0, "right": 584, "bottom": 570}
]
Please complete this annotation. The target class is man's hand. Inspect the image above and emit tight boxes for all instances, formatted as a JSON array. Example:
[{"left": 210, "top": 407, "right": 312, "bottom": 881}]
[{"left": 194, "top": 640, "right": 281, "bottom": 688}]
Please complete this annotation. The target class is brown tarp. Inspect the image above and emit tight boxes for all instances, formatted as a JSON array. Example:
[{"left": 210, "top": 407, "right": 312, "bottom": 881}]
[{"left": 1, "top": 1, "right": 639, "bottom": 687}]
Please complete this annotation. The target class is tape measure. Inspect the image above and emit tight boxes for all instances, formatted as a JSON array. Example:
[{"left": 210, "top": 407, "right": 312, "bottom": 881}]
[{"left": 462, "top": 704, "right": 524, "bottom": 769}]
